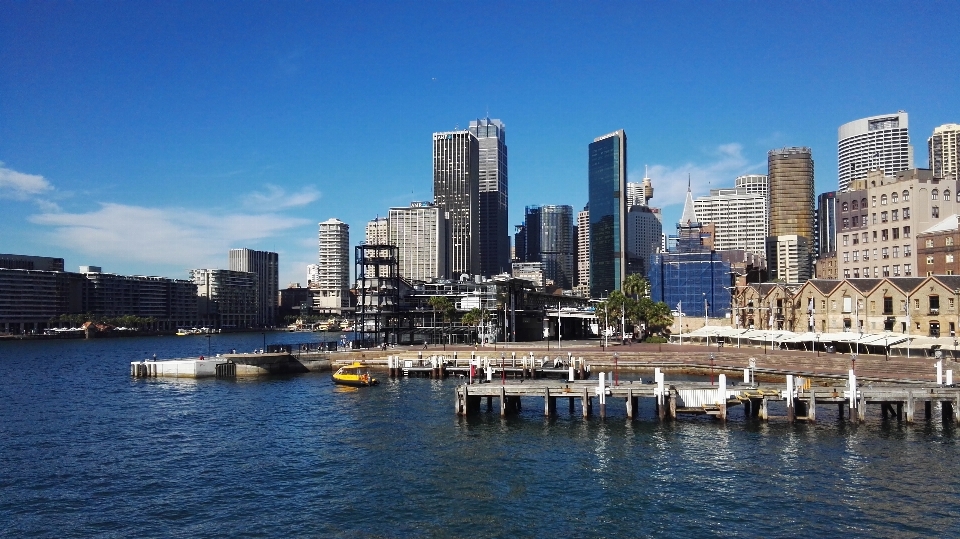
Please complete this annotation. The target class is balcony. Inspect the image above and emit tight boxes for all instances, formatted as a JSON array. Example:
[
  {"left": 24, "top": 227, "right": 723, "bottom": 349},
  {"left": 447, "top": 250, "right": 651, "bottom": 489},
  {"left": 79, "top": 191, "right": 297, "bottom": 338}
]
[{"left": 930, "top": 308, "right": 940, "bottom": 315}]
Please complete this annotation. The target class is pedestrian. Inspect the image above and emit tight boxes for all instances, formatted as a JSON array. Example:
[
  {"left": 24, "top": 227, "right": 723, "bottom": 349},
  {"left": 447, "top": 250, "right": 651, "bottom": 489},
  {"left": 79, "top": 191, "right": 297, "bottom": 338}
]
[{"left": 152, "top": 353, "right": 157, "bottom": 361}]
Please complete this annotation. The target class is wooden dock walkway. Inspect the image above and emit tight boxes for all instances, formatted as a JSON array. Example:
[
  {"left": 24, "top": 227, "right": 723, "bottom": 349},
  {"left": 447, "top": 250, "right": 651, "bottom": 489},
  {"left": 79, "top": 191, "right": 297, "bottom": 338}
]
[{"left": 454, "top": 368, "right": 960, "bottom": 425}]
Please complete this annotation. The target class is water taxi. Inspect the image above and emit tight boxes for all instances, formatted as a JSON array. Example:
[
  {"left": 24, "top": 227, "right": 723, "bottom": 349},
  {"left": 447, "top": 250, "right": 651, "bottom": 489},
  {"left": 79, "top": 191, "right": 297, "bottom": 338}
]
[{"left": 332, "top": 362, "right": 379, "bottom": 387}]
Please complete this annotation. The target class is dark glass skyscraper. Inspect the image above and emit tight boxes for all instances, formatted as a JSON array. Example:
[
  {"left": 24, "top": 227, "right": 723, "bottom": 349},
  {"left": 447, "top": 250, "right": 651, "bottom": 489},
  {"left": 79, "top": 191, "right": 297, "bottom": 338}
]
[
  {"left": 433, "top": 130, "right": 480, "bottom": 277},
  {"left": 588, "top": 130, "right": 627, "bottom": 298},
  {"left": 469, "top": 118, "right": 508, "bottom": 277},
  {"left": 816, "top": 191, "right": 837, "bottom": 257},
  {"left": 540, "top": 205, "right": 574, "bottom": 289}
]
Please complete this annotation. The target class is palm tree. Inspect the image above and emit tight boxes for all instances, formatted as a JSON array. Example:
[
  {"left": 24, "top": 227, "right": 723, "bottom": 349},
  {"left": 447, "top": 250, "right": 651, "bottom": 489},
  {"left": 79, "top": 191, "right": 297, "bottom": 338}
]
[
  {"left": 428, "top": 296, "right": 455, "bottom": 348},
  {"left": 622, "top": 274, "right": 649, "bottom": 301}
]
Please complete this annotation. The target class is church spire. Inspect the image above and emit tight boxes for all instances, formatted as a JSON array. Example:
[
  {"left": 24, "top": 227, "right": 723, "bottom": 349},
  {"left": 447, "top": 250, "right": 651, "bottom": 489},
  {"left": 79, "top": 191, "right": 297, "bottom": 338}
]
[{"left": 679, "top": 174, "right": 697, "bottom": 225}]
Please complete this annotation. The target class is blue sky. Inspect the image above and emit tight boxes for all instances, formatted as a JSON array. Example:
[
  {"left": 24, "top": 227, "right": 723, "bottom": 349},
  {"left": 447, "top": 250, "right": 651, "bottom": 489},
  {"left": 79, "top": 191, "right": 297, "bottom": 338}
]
[{"left": 2, "top": 1, "right": 958, "bottom": 286}]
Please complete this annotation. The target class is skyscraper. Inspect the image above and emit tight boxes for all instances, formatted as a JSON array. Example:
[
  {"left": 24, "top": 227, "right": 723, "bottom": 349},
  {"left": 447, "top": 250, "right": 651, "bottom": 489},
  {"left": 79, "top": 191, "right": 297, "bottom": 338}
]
[
  {"left": 576, "top": 206, "right": 590, "bottom": 296},
  {"left": 815, "top": 191, "right": 837, "bottom": 257},
  {"left": 387, "top": 201, "right": 449, "bottom": 282},
  {"left": 228, "top": 248, "right": 278, "bottom": 326},
  {"left": 539, "top": 205, "right": 575, "bottom": 289},
  {"left": 929, "top": 123, "right": 960, "bottom": 179},
  {"left": 693, "top": 187, "right": 767, "bottom": 255},
  {"left": 520, "top": 205, "right": 542, "bottom": 263},
  {"left": 838, "top": 112, "right": 912, "bottom": 192},
  {"left": 625, "top": 174, "right": 653, "bottom": 209},
  {"left": 766, "top": 147, "right": 815, "bottom": 282},
  {"left": 316, "top": 218, "right": 350, "bottom": 312},
  {"left": 433, "top": 130, "right": 480, "bottom": 277},
  {"left": 365, "top": 217, "right": 389, "bottom": 245},
  {"left": 588, "top": 130, "right": 627, "bottom": 297},
  {"left": 469, "top": 118, "right": 509, "bottom": 276}
]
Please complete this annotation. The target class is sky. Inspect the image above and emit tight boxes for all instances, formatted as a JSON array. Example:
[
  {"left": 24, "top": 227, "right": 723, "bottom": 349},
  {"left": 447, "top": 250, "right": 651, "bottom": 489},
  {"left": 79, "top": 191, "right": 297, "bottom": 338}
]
[{"left": 2, "top": 1, "right": 959, "bottom": 286}]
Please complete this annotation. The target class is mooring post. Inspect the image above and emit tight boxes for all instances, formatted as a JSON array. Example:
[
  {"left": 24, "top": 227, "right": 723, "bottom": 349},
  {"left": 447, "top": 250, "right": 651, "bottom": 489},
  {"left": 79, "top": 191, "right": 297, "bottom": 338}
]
[
  {"left": 955, "top": 391, "right": 960, "bottom": 426},
  {"left": 544, "top": 387, "right": 552, "bottom": 417},
  {"left": 626, "top": 387, "right": 634, "bottom": 420},
  {"left": 937, "top": 360, "right": 943, "bottom": 385},
  {"left": 858, "top": 394, "right": 866, "bottom": 423},
  {"left": 925, "top": 400, "right": 932, "bottom": 420},
  {"left": 906, "top": 391, "right": 915, "bottom": 423},
  {"left": 848, "top": 369, "right": 858, "bottom": 422},
  {"left": 457, "top": 386, "right": 465, "bottom": 415},
  {"left": 499, "top": 386, "right": 507, "bottom": 417},
  {"left": 598, "top": 372, "right": 607, "bottom": 419},
  {"left": 718, "top": 373, "right": 727, "bottom": 422},
  {"left": 568, "top": 396, "right": 574, "bottom": 414},
  {"left": 668, "top": 389, "right": 677, "bottom": 420},
  {"left": 786, "top": 375, "right": 795, "bottom": 423},
  {"left": 759, "top": 397, "right": 768, "bottom": 421},
  {"left": 808, "top": 391, "right": 817, "bottom": 422},
  {"left": 487, "top": 396, "right": 492, "bottom": 412},
  {"left": 582, "top": 387, "right": 591, "bottom": 418}
]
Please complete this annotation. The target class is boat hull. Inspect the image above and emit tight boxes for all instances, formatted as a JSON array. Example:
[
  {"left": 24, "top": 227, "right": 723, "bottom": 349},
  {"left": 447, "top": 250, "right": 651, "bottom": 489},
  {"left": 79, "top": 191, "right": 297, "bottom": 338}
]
[{"left": 332, "top": 375, "right": 379, "bottom": 387}]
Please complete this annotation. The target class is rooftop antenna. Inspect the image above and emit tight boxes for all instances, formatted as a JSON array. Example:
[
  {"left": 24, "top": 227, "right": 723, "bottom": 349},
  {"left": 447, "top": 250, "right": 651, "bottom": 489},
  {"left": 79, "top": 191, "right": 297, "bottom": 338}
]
[
  {"left": 688, "top": 173, "right": 691, "bottom": 191},
  {"left": 644, "top": 164, "right": 649, "bottom": 178}
]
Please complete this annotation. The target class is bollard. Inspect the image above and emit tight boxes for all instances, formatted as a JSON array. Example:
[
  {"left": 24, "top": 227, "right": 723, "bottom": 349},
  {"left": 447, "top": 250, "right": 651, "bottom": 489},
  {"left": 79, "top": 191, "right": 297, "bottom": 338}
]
[
  {"left": 744, "top": 368, "right": 750, "bottom": 384},
  {"left": 947, "top": 370, "right": 954, "bottom": 386},
  {"left": 568, "top": 365, "right": 575, "bottom": 382},
  {"left": 937, "top": 360, "right": 944, "bottom": 385},
  {"left": 718, "top": 374, "right": 727, "bottom": 421},
  {"left": 785, "top": 375, "right": 795, "bottom": 423}
]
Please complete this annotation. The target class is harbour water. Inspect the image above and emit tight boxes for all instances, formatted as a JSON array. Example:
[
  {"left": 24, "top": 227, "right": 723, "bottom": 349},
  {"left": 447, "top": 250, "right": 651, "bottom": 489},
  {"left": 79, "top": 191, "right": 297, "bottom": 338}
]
[{"left": 2, "top": 333, "right": 958, "bottom": 538}]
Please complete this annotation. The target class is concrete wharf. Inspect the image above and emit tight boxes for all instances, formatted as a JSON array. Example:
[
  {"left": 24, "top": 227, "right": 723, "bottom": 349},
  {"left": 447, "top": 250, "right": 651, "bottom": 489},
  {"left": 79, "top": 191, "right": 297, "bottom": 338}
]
[
  {"left": 131, "top": 351, "right": 331, "bottom": 378},
  {"left": 453, "top": 368, "right": 960, "bottom": 426}
]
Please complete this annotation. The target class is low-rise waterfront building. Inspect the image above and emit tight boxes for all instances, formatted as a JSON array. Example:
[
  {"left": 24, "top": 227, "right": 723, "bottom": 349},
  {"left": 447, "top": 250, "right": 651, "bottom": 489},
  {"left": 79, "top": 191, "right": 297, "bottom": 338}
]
[{"left": 191, "top": 269, "right": 258, "bottom": 329}]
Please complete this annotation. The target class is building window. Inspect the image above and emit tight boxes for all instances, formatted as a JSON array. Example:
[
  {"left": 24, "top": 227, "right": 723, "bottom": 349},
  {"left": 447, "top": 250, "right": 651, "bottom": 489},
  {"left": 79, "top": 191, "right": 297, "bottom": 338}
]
[
  {"left": 881, "top": 194, "right": 888, "bottom": 205},
  {"left": 926, "top": 239, "right": 935, "bottom": 248},
  {"left": 843, "top": 269, "right": 850, "bottom": 278},
  {"left": 872, "top": 231, "right": 877, "bottom": 242},
  {"left": 893, "top": 265, "right": 900, "bottom": 276},
  {"left": 905, "top": 263, "right": 912, "bottom": 276},
  {"left": 872, "top": 196, "right": 877, "bottom": 207},
  {"left": 945, "top": 190, "right": 951, "bottom": 200},
  {"left": 882, "top": 265, "right": 890, "bottom": 277},
  {"left": 903, "top": 207, "right": 910, "bottom": 218},
  {"left": 881, "top": 211, "right": 888, "bottom": 222},
  {"left": 893, "top": 246, "right": 900, "bottom": 257},
  {"left": 883, "top": 296, "right": 893, "bottom": 314},
  {"left": 852, "top": 269, "right": 860, "bottom": 278},
  {"left": 852, "top": 251, "right": 858, "bottom": 261},
  {"left": 843, "top": 235, "right": 849, "bottom": 246},
  {"left": 930, "top": 295, "right": 940, "bottom": 314},
  {"left": 903, "top": 190, "right": 910, "bottom": 202},
  {"left": 904, "top": 244, "right": 912, "bottom": 256},
  {"left": 932, "top": 189, "right": 940, "bottom": 201},
  {"left": 892, "top": 193, "right": 898, "bottom": 203},
  {"left": 904, "top": 226, "right": 911, "bottom": 238},
  {"left": 892, "top": 209, "right": 898, "bottom": 221},
  {"left": 947, "top": 254, "right": 955, "bottom": 263},
  {"left": 882, "top": 229, "right": 888, "bottom": 241},
  {"left": 844, "top": 252, "right": 850, "bottom": 262},
  {"left": 842, "top": 201, "right": 849, "bottom": 212},
  {"left": 892, "top": 228, "right": 899, "bottom": 240},
  {"left": 947, "top": 237, "right": 954, "bottom": 246},
  {"left": 882, "top": 247, "right": 889, "bottom": 258},
  {"left": 862, "top": 232, "right": 868, "bottom": 243},
  {"left": 932, "top": 206, "right": 940, "bottom": 218},
  {"left": 842, "top": 217, "right": 850, "bottom": 228},
  {"left": 872, "top": 213, "right": 878, "bottom": 224},
  {"left": 852, "top": 200, "right": 860, "bottom": 210},
  {"left": 852, "top": 216, "right": 859, "bottom": 227},
  {"left": 927, "top": 255, "right": 935, "bottom": 264}
]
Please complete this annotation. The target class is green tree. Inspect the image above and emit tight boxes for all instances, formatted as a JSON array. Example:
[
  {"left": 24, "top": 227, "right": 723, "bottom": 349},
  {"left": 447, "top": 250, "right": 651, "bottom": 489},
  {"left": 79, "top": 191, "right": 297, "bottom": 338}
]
[
  {"left": 622, "top": 274, "right": 649, "bottom": 301},
  {"left": 428, "top": 296, "right": 456, "bottom": 347}
]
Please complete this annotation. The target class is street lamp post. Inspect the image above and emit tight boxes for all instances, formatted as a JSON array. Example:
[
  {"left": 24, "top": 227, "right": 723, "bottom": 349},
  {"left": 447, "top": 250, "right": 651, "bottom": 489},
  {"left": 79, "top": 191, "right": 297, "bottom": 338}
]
[
  {"left": 816, "top": 332, "right": 821, "bottom": 357},
  {"left": 614, "top": 352, "right": 619, "bottom": 386},
  {"left": 261, "top": 332, "right": 265, "bottom": 353}
]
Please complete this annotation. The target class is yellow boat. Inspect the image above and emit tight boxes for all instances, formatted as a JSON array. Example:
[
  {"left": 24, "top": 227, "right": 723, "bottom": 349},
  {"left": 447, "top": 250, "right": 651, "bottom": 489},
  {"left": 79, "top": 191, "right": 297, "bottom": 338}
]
[{"left": 332, "top": 362, "right": 379, "bottom": 387}]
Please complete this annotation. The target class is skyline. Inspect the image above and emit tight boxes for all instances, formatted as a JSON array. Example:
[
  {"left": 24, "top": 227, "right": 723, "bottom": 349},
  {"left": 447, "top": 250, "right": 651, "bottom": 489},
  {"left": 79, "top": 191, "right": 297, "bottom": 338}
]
[{"left": 2, "top": 2, "right": 959, "bottom": 286}]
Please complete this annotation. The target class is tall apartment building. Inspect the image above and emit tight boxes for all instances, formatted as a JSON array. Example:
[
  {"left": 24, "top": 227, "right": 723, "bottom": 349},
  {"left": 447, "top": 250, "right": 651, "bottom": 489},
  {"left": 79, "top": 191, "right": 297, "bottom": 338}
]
[
  {"left": 81, "top": 269, "right": 199, "bottom": 328},
  {"left": 0, "top": 253, "right": 65, "bottom": 271},
  {"left": 767, "top": 147, "right": 815, "bottom": 282},
  {"left": 469, "top": 118, "right": 509, "bottom": 276},
  {"left": 365, "top": 217, "right": 389, "bottom": 245},
  {"left": 836, "top": 169, "right": 960, "bottom": 279},
  {"left": 0, "top": 268, "right": 84, "bottom": 333},
  {"left": 626, "top": 205, "right": 662, "bottom": 277},
  {"left": 929, "top": 124, "right": 960, "bottom": 179},
  {"left": 228, "top": 248, "right": 278, "bottom": 327},
  {"left": 517, "top": 205, "right": 542, "bottom": 263},
  {"left": 190, "top": 269, "right": 258, "bottom": 329},
  {"left": 539, "top": 205, "right": 575, "bottom": 289},
  {"left": 387, "top": 201, "right": 449, "bottom": 282},
  {"left": 575, "top": 206, "right": 590, "bottom": 296},
  {"left": 693, "top": 187, "right": 767, "bottom": 255},
  {"left": 316, "top": 219, "right": 350, "bottom": 313},
  {"left": 588, "top": 130, "right": 627, "bottom": 297},
  {"left": 735, "top": 174, "right": 769, "bottom": 232},
  {"left": 838, "top": 112, "right": 912, "bottom": 193},
  {"left": 306, "top": 264, "right": 320, "bottom": 287},
  {"left": 433, "top": 130, "right": 480, "bottom": 277}
]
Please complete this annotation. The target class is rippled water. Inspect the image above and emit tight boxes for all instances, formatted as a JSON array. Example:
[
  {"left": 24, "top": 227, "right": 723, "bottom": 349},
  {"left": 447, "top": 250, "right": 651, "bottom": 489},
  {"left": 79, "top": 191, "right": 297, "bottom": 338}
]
[{"left": 2, "top": 334, "right": 958, "bottom": 538}]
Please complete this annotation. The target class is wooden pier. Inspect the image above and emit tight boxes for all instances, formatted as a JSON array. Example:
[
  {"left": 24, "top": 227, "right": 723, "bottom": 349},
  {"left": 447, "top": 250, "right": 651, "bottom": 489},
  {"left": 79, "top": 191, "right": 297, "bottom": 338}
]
[
  {"left": 386, "top": 354, "right": 591, "bottom": 381},
  {"left": 454, "top": 368, "right": 960, "bottom": 425}
]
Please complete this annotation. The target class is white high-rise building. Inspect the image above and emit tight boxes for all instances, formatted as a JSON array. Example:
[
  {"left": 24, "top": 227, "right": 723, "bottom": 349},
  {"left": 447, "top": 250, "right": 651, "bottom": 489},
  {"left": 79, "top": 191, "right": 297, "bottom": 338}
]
[
  {"left": 693, "top": 187, "right": 768, "bottom": 255},
  {"left": 316, "top": 218, "right": 350, "bottom": 312},
  {"left": 306, "top": 264, "right": 320, "bottom": 287},
  {"left": 626, "top": 205, "right": 662, "bottom": 276},
  {"left": 365, "top": 217, "right": 389, "bottom": 245},
  {"left": 387, "top": 202, "right": 449, "bottom": 282},
  {"left": 838, "top": 112, "right": 913, "bottom": 192},
  {"left": 625, "top": 174, "right": 653, "bottom": 209},
  {"left": 929, "top": 123, "right": 960, "bottom": 179},
  {"left": 575, "top": 206, "right": 590, "bottom": 296}
]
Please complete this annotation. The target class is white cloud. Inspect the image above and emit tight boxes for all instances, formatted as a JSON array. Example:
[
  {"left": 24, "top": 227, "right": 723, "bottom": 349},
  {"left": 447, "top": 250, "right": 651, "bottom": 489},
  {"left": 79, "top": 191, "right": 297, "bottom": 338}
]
[
  {"left": 635, "top": 143, "right": 766, "bottom": 205},
  {"left": 245, "top": 184, "right": 321, "bottom": 210},
  {"left": 29, "top": 202, "right": 310, "bottom": 267},
  {"left": 0, "top": 163, "right": 53, "bottom": 200}
]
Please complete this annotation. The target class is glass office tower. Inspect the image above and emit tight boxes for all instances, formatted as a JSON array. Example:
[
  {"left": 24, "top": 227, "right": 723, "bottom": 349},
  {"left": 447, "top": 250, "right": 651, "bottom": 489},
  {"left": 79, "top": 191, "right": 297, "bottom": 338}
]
[{"left": 588, "top": 130, "right": 627, "bottom": 298}]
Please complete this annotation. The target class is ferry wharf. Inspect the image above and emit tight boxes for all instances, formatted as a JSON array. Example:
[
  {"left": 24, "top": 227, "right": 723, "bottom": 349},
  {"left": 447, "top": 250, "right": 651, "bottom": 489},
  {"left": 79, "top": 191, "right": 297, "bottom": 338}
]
[{"left": 453, "top": 367, "right": 960, "bottom": 425}]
